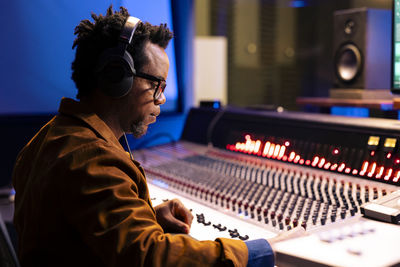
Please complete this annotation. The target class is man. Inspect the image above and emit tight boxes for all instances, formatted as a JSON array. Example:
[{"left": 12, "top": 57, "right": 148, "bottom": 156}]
[{"left": 12, "top": 6, "right": 303, "bottom": 267}]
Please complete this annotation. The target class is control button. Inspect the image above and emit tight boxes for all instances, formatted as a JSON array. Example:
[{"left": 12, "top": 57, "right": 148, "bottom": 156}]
[
  {"left": 256, "top": 206, "right": 262, "bottom": 214},
  {"left": 228, "top": 229, "right": 240, "bottom": 238},
  {"left": 350, "top": 209, "right": 355, "bottom": 216},
  {"left": 319, "top": 232, "right": 334, "bottom": 243},
  {"left": 346, "top": 247, "right": 362, "bottom": 256},
  {"left": 239, "top": 235, "right": 249, "bottom": 241}
]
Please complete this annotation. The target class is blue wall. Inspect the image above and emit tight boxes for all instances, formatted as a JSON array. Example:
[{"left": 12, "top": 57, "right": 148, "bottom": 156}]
[
  {"left": 0, "top": 0, "right": 178, "bottom": 114},
  {"left": 0, "top": 0, "right": 195, "bottom": 187}
]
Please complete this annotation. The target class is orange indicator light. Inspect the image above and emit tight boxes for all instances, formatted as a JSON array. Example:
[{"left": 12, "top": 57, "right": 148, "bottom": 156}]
[
  {"left": 288, "top": 152, "right": 296, "bottom": 162},
  {"left": 263, "top": 142, "right": 271, "bottom": 156},
  {"left": 338, "top": 163, "right": 345, "bottom": 172},
  {"left": 360, "top": 161, "right": 369, "bottom": 176},
  {"left": 278, "top": 146, "right": 286, "bottom": 159},
  {"left": 318, "top": 158, "right": 326, "bottom": 168},
  {"left": 267, "top": 144, "right": 275, "bottom": 158},
  {"left": 367, "top": 162, "right": 377, "bottom": 178},
  {"left": 393, "top": 171, "right": 400, "bottom": 182},
  {"left": 384, "top": 168, "right": 393, "bottom": 181},
  {"left": 273, "top": 144, "right": 280, "bottom": 158},
  {"left": 311, "top": 156, "right": 319, "bottom": 167},
  {"left": 375, "top": 166, "right": 384, "bottom": 179}
]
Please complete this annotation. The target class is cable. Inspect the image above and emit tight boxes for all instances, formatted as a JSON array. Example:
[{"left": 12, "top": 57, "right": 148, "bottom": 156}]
[
  {"left": 123, "top": 133, "right": 134, "bottom": 161},
  {"left": 206, "top": 107, "right": 227, "bottom": 148}
]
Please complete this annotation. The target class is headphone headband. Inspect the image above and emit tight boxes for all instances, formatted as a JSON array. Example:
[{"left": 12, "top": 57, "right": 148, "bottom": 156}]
[
  {"left": 96, "top": 16, "right": 142, "bottom": 98},
  {"left": 120, "top": 16, "right": 141, "bottom": 45}
]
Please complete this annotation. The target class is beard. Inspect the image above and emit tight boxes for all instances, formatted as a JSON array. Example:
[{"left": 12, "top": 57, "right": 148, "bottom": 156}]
[{"left": 130, "top": 120, "right": 147, "bottom": 138}]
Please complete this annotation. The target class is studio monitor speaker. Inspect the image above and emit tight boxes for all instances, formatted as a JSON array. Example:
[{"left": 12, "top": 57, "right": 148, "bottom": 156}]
[{"left": 333, "top": 8, "right": 391, "bottom": 90}]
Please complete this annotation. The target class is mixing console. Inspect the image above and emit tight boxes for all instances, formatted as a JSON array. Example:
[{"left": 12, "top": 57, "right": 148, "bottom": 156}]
[
  {"left": 147, "top": 182, "right": 275, "bottom": 241},
  {"left": 137, "top": 142, "right": 397, "bottom": 235},
  {"left": 134, "top": 107, "right": 400, "bottom": 266}
]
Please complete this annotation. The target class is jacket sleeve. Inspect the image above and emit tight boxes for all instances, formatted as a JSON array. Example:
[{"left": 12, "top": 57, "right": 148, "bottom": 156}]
[{"left": 59, "top": 141, "right": 249, "bottom": 267}]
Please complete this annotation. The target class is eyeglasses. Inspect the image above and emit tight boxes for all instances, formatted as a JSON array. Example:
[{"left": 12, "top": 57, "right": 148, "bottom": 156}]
[{"left": 134, "top": 72, "right": 166, "bottom": 100}]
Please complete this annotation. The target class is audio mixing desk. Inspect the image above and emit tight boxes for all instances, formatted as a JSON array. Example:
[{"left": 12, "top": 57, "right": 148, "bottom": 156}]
[{"left": 135, "top": 107, "right": 400, "bottom": 266}]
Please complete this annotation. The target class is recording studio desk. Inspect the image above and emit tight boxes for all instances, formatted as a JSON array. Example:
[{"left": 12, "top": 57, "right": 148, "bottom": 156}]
[{"left": 297, "top": 97, "right": 397, "bottom": 110}]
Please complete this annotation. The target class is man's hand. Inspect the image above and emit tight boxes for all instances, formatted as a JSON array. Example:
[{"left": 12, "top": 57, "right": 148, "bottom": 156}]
[{"left": 154, "top": 198, "right": 194, "bottom": 234}]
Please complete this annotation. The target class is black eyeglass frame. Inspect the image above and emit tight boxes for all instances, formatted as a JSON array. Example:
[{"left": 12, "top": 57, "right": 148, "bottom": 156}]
[{"left": 134, "top": 72, "right": 166, "bottom": 100}]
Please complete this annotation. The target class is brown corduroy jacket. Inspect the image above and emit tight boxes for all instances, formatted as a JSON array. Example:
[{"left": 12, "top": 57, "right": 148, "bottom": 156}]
[{"left": 12, "top": 98, "right": 248, "bottom": 267}]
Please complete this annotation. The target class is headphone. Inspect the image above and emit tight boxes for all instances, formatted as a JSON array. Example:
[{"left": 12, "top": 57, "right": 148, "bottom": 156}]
[{"left": 95, "top": 16, "right": 141, "bottom": 98}]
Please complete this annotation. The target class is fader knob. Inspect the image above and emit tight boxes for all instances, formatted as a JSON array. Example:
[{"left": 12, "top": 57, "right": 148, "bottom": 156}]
[{"left": 270, "top": 211, "right": 276, "bottom": 219}]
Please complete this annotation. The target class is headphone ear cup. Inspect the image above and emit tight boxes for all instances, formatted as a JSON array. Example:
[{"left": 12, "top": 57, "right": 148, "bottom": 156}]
[
  {"left": 96, "top": 50, "right": 135, "bottom": 98},
  {"left": 97, "top": 68, "right": 133, "bottom": 98},
  {"left": 117, "top": 73, "right": 134, "bottom": 97},
  {"left": 94, "top": 16, "right": 140, "bottom": 99}
]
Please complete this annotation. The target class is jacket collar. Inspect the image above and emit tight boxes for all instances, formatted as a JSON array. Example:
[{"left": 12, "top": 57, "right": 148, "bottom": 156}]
[{"left": 58, "top": 97, "right": 124, "bottom": 150}]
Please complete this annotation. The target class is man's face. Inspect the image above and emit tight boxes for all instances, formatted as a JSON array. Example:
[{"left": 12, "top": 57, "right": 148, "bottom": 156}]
[{"left": 120, "top": 42, "right": 169, "bottom": 138}]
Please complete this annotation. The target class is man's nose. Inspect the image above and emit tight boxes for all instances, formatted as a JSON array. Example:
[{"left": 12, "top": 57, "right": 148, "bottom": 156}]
[{"left": 155, "top": 92, "right": 166, "bottom": 105}]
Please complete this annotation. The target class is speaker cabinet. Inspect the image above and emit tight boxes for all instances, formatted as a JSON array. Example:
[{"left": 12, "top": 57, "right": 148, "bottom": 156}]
[{"left": 333, "top": 8, "right": 391, "bottom": 90}]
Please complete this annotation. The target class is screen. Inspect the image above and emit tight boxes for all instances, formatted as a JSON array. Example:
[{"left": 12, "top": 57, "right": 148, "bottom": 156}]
[
  {"left": 0, "top": 0, "right": 178, "bottom": 114},
  {"left": 392, "top": 0, "right": 400, "bottom": 92}
]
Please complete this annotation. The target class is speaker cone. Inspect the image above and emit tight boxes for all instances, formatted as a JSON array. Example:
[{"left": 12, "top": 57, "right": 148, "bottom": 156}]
[{"left": 335, "top": 43, "right": 362, "bottom": 83}]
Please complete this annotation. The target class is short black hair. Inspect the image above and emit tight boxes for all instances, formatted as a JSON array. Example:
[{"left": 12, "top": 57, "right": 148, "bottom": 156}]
[{"left": 71, "top": 5, "right": 173, "bottom": 99}]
